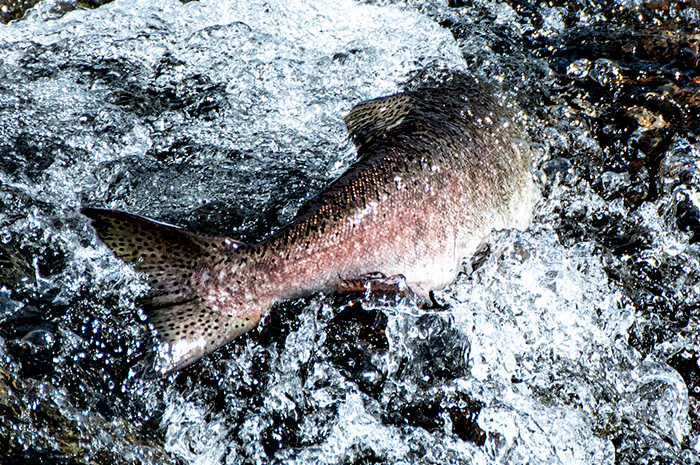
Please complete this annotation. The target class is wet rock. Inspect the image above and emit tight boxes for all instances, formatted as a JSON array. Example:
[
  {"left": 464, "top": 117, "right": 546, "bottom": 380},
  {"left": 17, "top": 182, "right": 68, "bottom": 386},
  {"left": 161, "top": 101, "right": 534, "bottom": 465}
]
[{"left": 325, "top": 302, "right": 388, "bottom": 396}]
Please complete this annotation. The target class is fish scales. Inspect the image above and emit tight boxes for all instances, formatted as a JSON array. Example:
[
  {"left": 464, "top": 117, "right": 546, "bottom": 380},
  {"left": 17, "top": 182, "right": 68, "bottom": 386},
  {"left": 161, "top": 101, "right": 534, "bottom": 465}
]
[{"left": 83, "top": 73, "right": 537, "bottom": 373}]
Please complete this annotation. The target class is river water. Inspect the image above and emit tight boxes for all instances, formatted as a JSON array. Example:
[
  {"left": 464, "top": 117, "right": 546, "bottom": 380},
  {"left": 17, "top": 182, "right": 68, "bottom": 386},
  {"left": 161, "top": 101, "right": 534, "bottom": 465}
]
[{"left": 1, "top": 0, "right": 699, "bottom": 463}]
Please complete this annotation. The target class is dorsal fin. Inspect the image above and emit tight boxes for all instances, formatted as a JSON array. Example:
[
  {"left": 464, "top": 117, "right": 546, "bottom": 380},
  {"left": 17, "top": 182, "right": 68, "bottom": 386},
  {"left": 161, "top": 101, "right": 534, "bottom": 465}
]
[{"left": 344, "top": 93, "right": 413, "bottom": 150}]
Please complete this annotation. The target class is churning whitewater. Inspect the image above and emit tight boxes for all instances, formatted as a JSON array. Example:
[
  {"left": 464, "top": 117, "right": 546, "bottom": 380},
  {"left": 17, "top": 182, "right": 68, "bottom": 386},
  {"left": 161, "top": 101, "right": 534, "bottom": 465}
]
[{"left": 3, "top": 0, "right": 698, "bottom": 463}]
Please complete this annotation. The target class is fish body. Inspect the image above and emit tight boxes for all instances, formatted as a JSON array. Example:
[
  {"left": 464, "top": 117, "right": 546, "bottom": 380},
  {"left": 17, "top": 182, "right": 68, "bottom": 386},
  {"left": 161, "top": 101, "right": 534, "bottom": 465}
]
[{"left": 83, "top": 73, "right": 537, "bottom": 373}]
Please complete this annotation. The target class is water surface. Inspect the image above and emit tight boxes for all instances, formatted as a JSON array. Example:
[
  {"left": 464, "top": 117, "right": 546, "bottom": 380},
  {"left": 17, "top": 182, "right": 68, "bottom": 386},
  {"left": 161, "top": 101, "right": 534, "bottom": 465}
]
[{"left": 1, "top": 0, "right": 699, "bottom": 463}]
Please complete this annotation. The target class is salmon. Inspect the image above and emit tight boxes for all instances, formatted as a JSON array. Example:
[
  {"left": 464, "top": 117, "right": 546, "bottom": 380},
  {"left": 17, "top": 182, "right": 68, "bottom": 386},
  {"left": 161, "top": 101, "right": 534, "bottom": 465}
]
[{"left": 82, "top": 73, "right": 537, "bottom": 373}]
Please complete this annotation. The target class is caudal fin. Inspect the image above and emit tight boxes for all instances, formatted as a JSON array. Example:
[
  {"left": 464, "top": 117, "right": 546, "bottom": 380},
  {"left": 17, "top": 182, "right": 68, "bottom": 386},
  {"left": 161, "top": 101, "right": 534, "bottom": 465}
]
[{"left": 82, "top": 208, "right": 255, "bottom": 373}]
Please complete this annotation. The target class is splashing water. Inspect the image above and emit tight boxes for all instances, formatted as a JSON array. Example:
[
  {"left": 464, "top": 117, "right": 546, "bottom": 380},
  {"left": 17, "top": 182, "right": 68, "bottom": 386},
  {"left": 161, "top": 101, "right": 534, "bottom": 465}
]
[{"left": 1, "top": 0, "right": 699, "bottom": 463}]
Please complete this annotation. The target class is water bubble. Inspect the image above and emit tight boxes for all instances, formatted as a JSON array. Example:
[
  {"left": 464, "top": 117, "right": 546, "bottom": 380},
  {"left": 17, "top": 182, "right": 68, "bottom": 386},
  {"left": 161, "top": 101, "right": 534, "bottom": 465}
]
[{"left": 20, "top": 330, "right": 55, "bottom": 352}]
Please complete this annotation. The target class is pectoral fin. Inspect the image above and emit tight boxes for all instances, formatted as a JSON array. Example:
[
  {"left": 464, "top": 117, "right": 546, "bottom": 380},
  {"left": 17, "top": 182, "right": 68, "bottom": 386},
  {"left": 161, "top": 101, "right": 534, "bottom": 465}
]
[{"left": 338, "top": 272, "right": 417, "bottom": 300}]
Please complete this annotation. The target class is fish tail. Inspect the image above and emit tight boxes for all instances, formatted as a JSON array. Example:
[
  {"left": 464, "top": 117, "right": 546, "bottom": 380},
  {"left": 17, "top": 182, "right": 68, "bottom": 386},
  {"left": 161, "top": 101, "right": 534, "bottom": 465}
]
[{"left": 82, "top": 207, "right": 254, "bottom": 373}]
